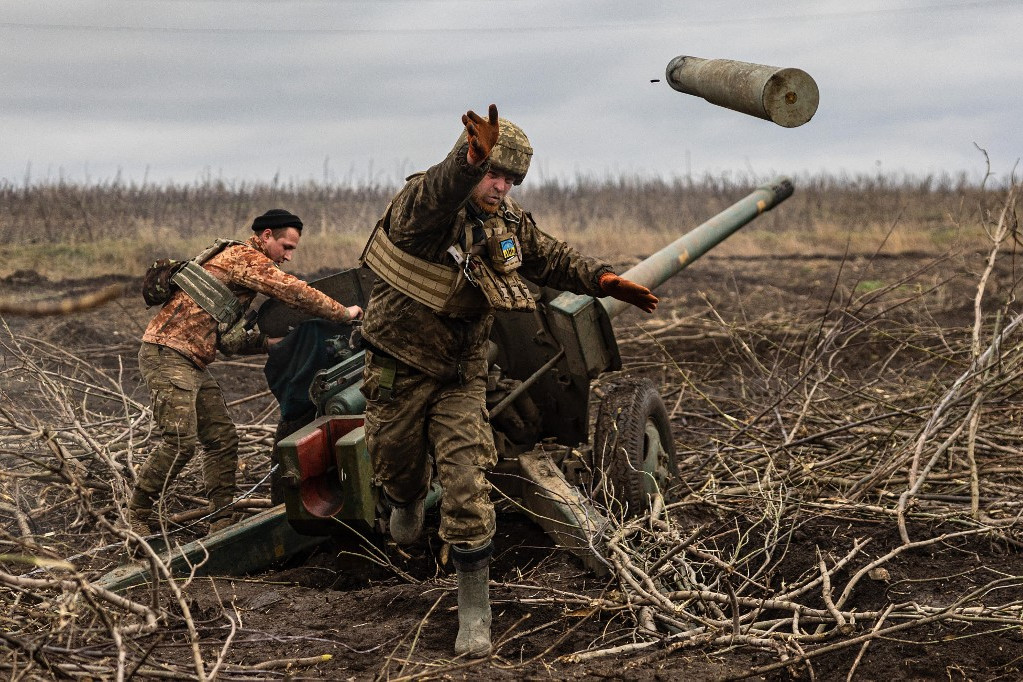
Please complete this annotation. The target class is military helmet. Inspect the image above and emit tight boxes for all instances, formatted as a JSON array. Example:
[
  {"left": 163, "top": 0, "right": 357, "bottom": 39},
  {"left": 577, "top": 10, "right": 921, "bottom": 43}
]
[{"left": 453, "top": 117, "right": 533, "bottom": 184}]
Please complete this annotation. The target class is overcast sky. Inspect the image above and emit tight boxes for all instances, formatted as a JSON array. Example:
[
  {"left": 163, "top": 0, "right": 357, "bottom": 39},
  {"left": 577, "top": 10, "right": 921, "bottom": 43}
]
[{"left": 2, "top": 0, "right": 1020, "bottom": 187}]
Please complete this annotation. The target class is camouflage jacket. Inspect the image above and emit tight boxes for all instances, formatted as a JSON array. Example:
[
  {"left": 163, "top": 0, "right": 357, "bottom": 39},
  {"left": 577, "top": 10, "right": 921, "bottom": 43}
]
[
  {"left": 142, "top": 236, "right": 352, "bottom": 368},
  {"left": 360, "top": 144, "right": 612, "bottom": 381}
]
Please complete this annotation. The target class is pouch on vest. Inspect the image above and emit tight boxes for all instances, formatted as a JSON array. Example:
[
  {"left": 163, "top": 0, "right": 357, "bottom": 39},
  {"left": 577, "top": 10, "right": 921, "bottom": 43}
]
[
  {"left": 464, "top": 254, "right": 536, "bottom": 312},
  {"left": 486, "top": 231, "right": 523, "bottom": 274},
  {"left": 217, "top": 310, "right": 261, "bottom": 355},
  {"left": 142, "top": 259, "right": 187, "bottom": 307}
]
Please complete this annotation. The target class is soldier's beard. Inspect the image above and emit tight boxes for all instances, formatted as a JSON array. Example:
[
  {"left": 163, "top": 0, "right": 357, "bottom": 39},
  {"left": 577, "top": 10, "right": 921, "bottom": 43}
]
[
  {"left": 473, "top": 200, "right": 500, "bottom": 214},
  {"left": 470, "top": 185, "right": 504, "bottom": 214}
]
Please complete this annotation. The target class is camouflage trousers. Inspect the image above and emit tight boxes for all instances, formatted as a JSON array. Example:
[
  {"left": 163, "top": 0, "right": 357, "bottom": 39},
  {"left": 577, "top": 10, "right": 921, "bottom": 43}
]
[
  {"left": 361, "top": 350, "right": 498, "bottom": 547},
  {"left": 133, "top": 342, "right": 239, "bottom": 521}
]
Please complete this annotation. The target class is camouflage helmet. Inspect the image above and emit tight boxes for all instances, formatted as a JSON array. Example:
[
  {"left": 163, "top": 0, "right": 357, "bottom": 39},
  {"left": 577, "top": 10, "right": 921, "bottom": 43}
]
[{"left": 453, "top": 117, "right": 533, "bottom": 184}]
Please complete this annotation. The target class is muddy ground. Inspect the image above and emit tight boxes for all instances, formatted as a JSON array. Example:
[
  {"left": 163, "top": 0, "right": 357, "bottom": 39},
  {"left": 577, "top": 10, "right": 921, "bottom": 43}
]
[{"left": 3, "top": 249, "right": 1023, "bottom": 681}]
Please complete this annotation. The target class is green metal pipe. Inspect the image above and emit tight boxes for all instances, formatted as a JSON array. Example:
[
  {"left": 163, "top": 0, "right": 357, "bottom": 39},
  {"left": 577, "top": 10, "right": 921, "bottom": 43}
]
[
  {"left": 490, "top": 348, "right": 565, "bottom": 418},
  {"left": 599, "top": 176, "right": 793, "bottom": 319}
]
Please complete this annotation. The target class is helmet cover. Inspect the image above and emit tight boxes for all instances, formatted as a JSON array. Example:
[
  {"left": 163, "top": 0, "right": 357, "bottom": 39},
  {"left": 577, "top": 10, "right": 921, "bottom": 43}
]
[{"left": 452, "top": 117, "right": 532, "bottom": 184}]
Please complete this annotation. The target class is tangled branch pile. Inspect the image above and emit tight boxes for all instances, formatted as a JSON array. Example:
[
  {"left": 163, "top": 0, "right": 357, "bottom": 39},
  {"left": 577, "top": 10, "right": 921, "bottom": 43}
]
[
  {"left": 580, "top": 183, "right": 1023, "bottom": 676},
  {"left": 0, "top": 330, "right": 281, "bottom": 680}
]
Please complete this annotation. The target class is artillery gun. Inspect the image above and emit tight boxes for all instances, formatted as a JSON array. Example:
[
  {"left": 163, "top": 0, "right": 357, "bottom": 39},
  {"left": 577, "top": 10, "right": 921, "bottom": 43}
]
[
  {"left": 267, "top": 177, "right": 795, "bottom": 572},
  {"left": 90, "top": 52, "right": 818, "bottom": 590},
  {"left": 95, "top": 177, "right": 792, "bottom": 591}
]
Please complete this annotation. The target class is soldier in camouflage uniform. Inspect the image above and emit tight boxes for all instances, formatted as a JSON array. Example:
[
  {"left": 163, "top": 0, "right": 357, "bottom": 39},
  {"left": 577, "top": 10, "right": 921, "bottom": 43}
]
[
  {"left": 358, "top": 105, "right": 657, "bottom": 657},
  {"left": 130, "top": 209, "right": 363, "bottom": 538}
]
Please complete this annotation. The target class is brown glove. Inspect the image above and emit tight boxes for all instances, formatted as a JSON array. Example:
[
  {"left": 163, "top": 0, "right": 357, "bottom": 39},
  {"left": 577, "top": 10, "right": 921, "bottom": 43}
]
[
  {"left": 462, "top": 104, "right": 500, "bottom": 166},
  {"left": 599, "top": 273, "right": 658, "bottom": 313}
]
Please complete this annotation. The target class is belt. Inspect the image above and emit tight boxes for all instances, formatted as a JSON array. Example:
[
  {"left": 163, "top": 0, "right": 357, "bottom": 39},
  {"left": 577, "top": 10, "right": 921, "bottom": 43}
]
[
  {"left": 364, "top": 342, "right": 414, "bottom": 372},
  {"left": 365, "top": 344, "right": 418, "bottom": 400}
]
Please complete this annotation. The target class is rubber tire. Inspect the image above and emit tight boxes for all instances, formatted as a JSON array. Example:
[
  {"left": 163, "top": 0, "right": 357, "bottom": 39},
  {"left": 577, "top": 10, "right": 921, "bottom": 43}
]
[{"left": 590, "top": 377, "right": 678, "bottom": 516}]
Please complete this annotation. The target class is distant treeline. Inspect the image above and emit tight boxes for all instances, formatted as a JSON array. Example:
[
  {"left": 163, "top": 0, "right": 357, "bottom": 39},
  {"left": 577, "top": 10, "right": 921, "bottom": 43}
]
[{"left": 0, "top": 171, "right": 1017, "bottom": 279}]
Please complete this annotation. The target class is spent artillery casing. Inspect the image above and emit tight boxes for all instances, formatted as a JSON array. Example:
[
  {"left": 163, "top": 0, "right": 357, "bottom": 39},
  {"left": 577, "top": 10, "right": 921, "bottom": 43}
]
[{"left": 666, "top": 56, "right": 819, "bottom": 128}]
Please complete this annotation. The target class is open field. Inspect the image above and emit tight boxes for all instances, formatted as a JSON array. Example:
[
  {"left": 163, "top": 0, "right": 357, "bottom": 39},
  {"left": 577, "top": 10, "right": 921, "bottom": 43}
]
[
  {"left": 0, "top": 171, "right": 1008, "bottom": 280},
  {"left": 2, "top": 175, "right": 1023, "bottom": 680}
]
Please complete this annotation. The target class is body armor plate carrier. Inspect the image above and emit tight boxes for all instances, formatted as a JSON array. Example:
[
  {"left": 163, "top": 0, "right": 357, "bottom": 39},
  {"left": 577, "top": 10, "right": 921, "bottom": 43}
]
[
  {"left": 360, "top": 204, "right": 536, "bottom": 316},
  {"left": 170, "top": 239, "right": 247, "bottom": 327}
]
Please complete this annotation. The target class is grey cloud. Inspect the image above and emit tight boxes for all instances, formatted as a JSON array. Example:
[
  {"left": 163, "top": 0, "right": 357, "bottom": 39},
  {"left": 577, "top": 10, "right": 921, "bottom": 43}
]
[{"left": 1, "top": 1, "right": 1020, "bottom": 184}]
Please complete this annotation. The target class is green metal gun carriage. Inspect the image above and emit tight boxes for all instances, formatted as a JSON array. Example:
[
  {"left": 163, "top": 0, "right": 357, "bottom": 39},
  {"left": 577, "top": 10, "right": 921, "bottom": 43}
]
[
  {"left": 96, "top": 177, "right": 793, "bottom": 591},
  {"left": 268, "top": 177, "right": 795, "bottom": 572}
]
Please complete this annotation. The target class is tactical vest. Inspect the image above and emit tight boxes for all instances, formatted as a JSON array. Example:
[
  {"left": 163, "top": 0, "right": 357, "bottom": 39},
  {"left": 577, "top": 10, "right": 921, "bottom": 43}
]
[
  {"left": 172, "top": 239, "right": 247, "bottom": 328},
  {"left": 360, "top": 203, "right": 536, "bottom": 315}
]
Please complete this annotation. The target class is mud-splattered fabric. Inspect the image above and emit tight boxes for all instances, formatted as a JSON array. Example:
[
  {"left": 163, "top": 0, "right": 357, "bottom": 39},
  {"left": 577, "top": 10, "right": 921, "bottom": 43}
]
[
  {"left": 361, "top": 350, "right": 498, "bottom": 546},
  {"left": 134, "top": 342, "right": 239, "bottom": 520},
  {"left": 142, "top": 235, "right": 352, "bottom": 369}
]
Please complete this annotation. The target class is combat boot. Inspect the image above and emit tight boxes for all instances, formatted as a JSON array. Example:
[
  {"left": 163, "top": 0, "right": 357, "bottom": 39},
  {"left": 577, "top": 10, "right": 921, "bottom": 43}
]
[
  {"left": 452, "top": 542, "right": 493, "bottom": 658},
  {"left": 126, "top": 508, "right": 152, "bottom": 537},
  {"left": 206, "top": 490, "right": 242, "bottom": 536},
  {"left": 207, "top": 512, "right": 245, "bottom": 536},
  {"left": 127, "top": 489, "right": 154, "bottom": 537},
  {"left": 389, "top": 499, "right": 425, "bottom": 545},
  {"left": 207, "top": 516, "right": 232, "bottom": 535}
]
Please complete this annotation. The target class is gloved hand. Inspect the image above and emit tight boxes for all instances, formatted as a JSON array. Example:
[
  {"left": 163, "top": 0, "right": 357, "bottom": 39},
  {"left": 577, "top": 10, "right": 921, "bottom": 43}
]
[
  {"left": 598, "top": 273, "right": 658, "bottom": 313},
  {"left": 462, "top": 104, "right": 500, "bottom": 166},
  {"left": 218, "top": 324, "right": 265, "bottom": 355}
]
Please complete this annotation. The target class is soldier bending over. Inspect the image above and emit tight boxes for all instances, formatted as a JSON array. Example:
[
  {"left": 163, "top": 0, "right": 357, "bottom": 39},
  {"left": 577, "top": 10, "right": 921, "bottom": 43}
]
[{"left": 130, "top": 209, "right": 363, "bottom": 537}]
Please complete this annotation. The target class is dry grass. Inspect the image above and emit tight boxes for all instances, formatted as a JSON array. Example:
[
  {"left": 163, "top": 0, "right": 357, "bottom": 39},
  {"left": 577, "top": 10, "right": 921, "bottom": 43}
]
[{"left": 0, "top": 171, "right": 1013, "bottom": 280}]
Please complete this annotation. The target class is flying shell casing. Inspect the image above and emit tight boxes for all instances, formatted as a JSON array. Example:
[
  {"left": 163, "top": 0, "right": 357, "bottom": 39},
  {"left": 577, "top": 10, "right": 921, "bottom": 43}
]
[{"left": 665, "top": 55, "right": 819, "bottom": 128}]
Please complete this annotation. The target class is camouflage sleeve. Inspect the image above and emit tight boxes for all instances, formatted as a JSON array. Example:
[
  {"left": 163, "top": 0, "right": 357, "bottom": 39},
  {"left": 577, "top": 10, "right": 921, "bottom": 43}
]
[
  {"left": 218, "top": 325, "right": 269, "bottom": 356},
  {"left": 516, "top": 211, "right": 613, "bottom": 296},
  {"left": 389, "top": 144, "right": 487, "bottom": 249},
  {"left": 235, "top": 331, "right": 270, "bottom": 355},
  {"left": 226, "top": 254, "right": 352, "bottom": 324}
]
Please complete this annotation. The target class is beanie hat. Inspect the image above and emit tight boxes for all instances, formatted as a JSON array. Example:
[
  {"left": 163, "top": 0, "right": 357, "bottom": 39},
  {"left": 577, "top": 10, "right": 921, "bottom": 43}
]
[{"left": 252, "top": 208, "right": 303, "bottom": 232}]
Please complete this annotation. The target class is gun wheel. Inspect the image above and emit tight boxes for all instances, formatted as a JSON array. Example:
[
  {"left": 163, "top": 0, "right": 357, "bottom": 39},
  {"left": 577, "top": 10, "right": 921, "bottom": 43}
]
[{"left": 591, "top": 377, "right": 678, "bottom": 516}]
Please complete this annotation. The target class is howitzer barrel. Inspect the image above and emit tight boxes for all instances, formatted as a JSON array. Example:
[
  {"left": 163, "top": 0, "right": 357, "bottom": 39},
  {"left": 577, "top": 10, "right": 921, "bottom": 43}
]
[
  {"left": 600, "top": 176, "right": 793, "bottom": 319},
  {"left": 666, "top": 56, "right": 818, "bottom": 128}
]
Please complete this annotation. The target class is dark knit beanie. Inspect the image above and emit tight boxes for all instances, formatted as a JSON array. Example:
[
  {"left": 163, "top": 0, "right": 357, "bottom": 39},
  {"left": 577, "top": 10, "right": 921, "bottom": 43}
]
[{"left": 252, "top": 208, "right": 303, "bottom": 232}]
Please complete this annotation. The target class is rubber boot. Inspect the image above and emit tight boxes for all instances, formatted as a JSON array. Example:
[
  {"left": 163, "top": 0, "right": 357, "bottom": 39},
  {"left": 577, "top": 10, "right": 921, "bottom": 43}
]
[
  {"left": 453, "top": 542, "right": 493, "bottom": 658},
  {"left": 389, "top": 499, "right": 425, "bottom": 545}
]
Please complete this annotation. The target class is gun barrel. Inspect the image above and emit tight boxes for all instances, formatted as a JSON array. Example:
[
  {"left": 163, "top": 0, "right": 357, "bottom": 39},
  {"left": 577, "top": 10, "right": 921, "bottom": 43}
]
[
  {"left": 600, "top": 176, "right": 793, "bottom": 319},
  {"left": 666, "top": 56, "right": 819, "bottom": 128}
]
